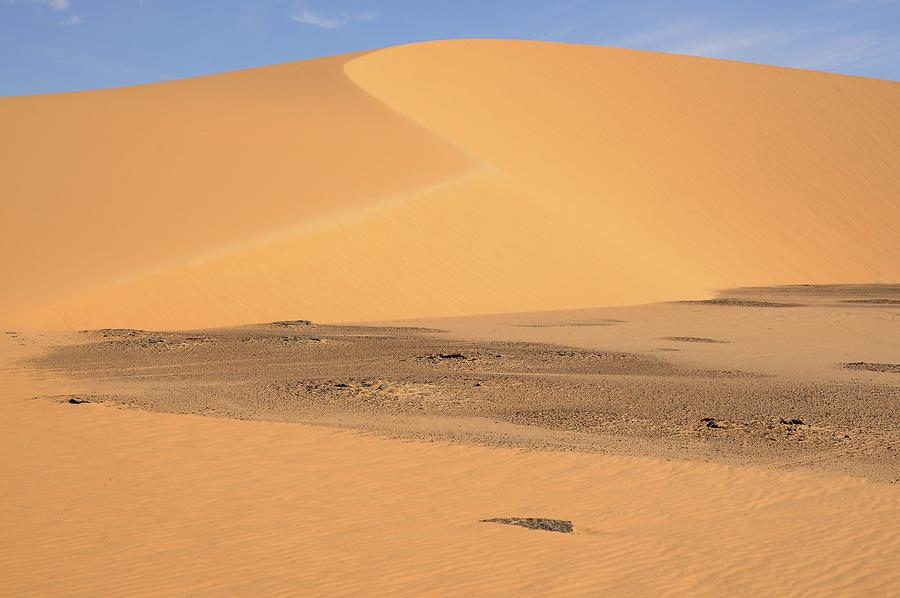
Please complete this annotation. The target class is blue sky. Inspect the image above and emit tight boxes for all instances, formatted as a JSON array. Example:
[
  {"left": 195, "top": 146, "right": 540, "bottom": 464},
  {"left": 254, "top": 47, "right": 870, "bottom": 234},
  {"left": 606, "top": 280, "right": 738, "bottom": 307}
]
[{"left": 2, "top": 0, "right": 899, "bottom": 96}]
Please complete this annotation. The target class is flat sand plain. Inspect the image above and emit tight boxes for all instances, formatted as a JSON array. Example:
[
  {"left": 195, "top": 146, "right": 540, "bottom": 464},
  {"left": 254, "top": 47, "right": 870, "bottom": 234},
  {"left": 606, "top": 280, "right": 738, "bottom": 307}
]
[{"left": 2, "top": 285, "right": 898, "bottom": 595}]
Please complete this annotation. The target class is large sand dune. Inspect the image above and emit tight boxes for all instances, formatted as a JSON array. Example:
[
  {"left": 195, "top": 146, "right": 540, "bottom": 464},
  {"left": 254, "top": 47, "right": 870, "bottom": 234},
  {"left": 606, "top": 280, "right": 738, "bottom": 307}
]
[
  {"left": 4, "top": 40, "right": 900, "bottom": 597},
  {"left": 3, "top": 40, "right": 899, "bottom": 330}
]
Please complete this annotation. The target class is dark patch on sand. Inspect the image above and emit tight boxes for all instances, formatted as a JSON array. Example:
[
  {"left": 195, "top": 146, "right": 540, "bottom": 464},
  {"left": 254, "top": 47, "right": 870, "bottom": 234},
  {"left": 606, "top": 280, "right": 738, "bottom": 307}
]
[
  {"left": 662, "top": 336, "right": 728, "bottom": 344},
  {"left": 843, "top": 362, "right": 900, "bottom": 374},
  {"left": 678, "top": 298, "right": 803, "bottom": 308},
  {"left": 512, "top": 319, "right": 623, "bottom": 328},
  {"left": 482, "top": 518, "right": 573, "bottom": 533},
  {"left": 842, "top": 299, "right": 900, "bottom": 306},
  {"left": 27, "top": 320, "right": 900, "bottom": 482},
  {"left": 270, "top": 319, "right": 314, "bottom": 327}
]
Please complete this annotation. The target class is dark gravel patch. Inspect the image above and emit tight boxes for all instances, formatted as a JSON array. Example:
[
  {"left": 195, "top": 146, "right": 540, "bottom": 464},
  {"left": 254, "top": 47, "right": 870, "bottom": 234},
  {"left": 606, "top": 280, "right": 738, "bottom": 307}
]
[
  {"left": 842, "top": 362, "right": 900, "bottom": 374},
  {"left": 482, "top": 517, "right": 573, "bottom": 533},
  {"left": 662, "top": 336, "right": 728, "bottom": 344},
  {"left": 678, "top": 299, "right": 803, "bottom": 308}
]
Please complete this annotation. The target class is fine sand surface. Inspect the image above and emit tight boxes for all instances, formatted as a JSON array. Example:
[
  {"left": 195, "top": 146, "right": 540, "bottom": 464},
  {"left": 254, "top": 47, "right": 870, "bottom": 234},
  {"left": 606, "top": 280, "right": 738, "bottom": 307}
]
[
  {"left": 3, "top": 40, "right": 900, "bottom": 330},
  {"left": 2, "top": 286, "right": 899, "bottom": 595}
]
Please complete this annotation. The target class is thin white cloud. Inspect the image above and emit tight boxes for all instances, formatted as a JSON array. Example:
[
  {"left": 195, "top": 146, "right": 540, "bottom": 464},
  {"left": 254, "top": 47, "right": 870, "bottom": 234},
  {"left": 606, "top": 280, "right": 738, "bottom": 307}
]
[
  {"left": 613, "top": 19, "right": 709, "bottom": 49},
  {"left": 4, "top": 0, "right": 84, "bottom": 26},
  {"left": 829, "top": 0, "right": 899, "bottom": 7},
  {"left": 667, "top": 26, "right": 803, "bottom": 57},
  {"left": 346, "top": 10, "right": 377, "bottom": 22},
  {"left": 290, "top": 4, "right": 377, "bottom": 30},
  {"left": 291, "top": 9, "right": 339, "bottom": 29},
  {"left": 612, "top": 19, "right": 804, "bottom": 58},
  {"left": 790, "top": 31, "right": 900, "bottom": 72},
  {"left": 2, "top": 0, "right": 71, "bottom": 7},
  {"left": 60, "top": 12, "right": 83, "bottom": 25},
  {"left": 609, "top": 16, "right": 900, "bottom": 78},
  {"left": 40, "top": 0, "right": 69, "bottom": 9}
]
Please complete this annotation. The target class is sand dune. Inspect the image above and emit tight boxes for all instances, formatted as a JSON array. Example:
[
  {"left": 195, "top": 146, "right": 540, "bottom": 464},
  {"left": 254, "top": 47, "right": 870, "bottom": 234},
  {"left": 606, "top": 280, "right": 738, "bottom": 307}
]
[
  {"left": 3, "top": 40, "right": 899, "bottom": 330},
  {"left": 0, "top": 51, "right": 470, "bottom": 328},
  {"left": 4, "top": 39, "right": 900, "bottom": 597}
]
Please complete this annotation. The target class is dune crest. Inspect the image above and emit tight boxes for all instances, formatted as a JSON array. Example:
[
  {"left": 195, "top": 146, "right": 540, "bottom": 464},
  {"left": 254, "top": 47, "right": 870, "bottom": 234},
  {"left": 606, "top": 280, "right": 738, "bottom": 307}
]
[{"left": 3, "top": 40, "right": 900, "bottom": 329}]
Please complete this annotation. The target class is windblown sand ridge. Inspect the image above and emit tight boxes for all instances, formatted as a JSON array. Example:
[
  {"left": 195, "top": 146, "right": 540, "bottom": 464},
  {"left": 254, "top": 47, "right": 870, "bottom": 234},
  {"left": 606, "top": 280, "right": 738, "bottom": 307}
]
[{"left": 3, "top": 40, "right": 900, "bottom": 330}]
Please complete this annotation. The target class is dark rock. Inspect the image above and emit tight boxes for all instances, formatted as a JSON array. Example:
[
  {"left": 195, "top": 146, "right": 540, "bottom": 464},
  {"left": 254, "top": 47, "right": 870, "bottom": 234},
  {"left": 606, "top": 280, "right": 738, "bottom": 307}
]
[
  {"left": 481, "top": 517, "right": 573, "bottom": 533},
  {"left": 781, "top": 418, "right": 805, "bottom": 425},
  {"left": 438, "top": 353, "right": 466, "bottom": 359},
  {"left": 701, "top": 418, "right": 730, "bottom": 429},
  {"left": 66, "top": 397, "right": 91, "bottom": 404}
]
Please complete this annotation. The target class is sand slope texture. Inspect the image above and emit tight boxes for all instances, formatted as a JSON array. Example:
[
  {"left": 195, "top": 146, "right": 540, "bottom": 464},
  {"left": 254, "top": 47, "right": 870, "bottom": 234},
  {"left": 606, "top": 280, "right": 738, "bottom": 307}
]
[{"left": 3, "top": 40, "right": 899, "bottom": 330}]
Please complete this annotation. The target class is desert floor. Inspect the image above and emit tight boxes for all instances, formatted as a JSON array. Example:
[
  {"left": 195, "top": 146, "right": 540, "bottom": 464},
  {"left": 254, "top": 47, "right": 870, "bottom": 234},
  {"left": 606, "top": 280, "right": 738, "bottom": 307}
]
[{"left": 2, "top": 284, "right": 898, "bottom": 596}]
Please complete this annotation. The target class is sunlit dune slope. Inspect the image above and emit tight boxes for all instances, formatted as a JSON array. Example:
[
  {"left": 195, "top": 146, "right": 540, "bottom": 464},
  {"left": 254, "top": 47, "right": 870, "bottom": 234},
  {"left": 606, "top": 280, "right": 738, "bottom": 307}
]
[
  {"left": 0, "top": 51, "right": 471, "bottom": 327},
  {"left": 3, "top": 40, "right": 900, "bottom": 330}
]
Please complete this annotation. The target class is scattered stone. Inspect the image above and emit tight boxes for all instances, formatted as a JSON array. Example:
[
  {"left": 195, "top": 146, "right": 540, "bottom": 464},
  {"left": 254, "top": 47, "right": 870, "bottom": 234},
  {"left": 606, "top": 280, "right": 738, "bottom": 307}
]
[
  {"left": 701, "top": 417, "right": 731, "bottom": 429},
  {"left": 481, "top": 517, "right": 573, "bottom": 533},
  {"left": 92, "top": 328, "right": 145, "bottom": 337},
  {"left": 421, "top": 352, "right": 468, "bottom": 360},
  {"left": 271, "top": 320, "right": 313, "bottom": 327}
]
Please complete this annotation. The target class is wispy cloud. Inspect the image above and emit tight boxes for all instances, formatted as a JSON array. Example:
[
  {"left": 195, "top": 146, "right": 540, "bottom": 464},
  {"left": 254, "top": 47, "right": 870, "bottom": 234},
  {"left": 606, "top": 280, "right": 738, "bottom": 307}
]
[
  {"left": 612, "top": 19, "right": 805, "bottom": 57},
  {"left": 291, "top": 9, "right": 340, "bottom": 29},
  {"left": 38, "top": 0, "right": 70, "bottom": 9},
  {"left": 290, "top": 4, "right": 377, "bottom": 30},
  {"left": 789, "top": 31, "right": 900, "bottom": 72},
  {"left": 4, "top": 0, "right": 84, "bottom": 25},
  {"left": 828, "top": 0, "right": 899, "bottom": 7},
  {"left": 612, "top": 18, "right": 710, "bottom": 49},
  {"left": 2, "top": 0, "right": 70, "bottom": 7},
  {"left": 60, "top": 11, "right": 83, "bottom": 25},
  {"left": 607, "top": 15, "right": 900, "bottom": 78},
  {"left": 346, "top": 10, "right": 377, "bottom": 22},
  {"left": 667, "top": 26, "right": 803, "bottom": 57}
]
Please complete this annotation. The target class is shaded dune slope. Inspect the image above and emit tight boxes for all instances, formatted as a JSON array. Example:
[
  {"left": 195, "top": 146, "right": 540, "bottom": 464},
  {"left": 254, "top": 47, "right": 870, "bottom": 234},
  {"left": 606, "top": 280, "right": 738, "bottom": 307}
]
[{"left": 2, "top": 40, "right": 899, "bottom": 330}]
